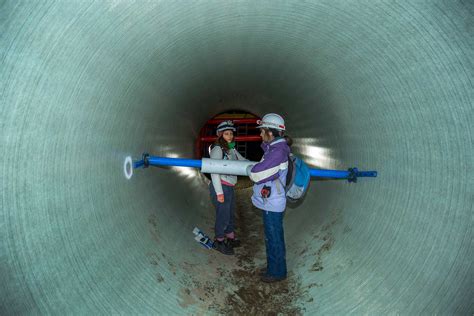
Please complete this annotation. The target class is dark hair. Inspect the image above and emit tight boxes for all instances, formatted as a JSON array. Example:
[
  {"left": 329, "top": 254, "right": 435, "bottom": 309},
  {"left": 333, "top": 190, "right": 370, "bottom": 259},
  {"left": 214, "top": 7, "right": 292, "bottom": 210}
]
[
  {"left": 214, "top": 135, "right": 232, "bottom": 154},
  {"left": 264, "top": 128, "right": 293, "bottom": 147}
]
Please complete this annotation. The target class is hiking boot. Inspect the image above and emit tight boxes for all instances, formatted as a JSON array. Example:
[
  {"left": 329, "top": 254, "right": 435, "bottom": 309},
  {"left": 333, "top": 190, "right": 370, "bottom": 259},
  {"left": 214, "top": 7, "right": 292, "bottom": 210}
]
[
  {"left": 226, "top": 238, "right": 241, "bottom": 248},
  {"left": 213, "top": 239, "right": 234, "bottom": 255},
  {"left": 260, "top": 274, "right": 287, "bottom": 283}
]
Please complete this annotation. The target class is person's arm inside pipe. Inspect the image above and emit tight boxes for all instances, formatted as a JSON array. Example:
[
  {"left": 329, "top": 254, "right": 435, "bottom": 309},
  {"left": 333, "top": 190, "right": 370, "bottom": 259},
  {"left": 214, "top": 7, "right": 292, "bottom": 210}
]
[{"left": 249, "top": 143, "right": 287, "bottom": 184}]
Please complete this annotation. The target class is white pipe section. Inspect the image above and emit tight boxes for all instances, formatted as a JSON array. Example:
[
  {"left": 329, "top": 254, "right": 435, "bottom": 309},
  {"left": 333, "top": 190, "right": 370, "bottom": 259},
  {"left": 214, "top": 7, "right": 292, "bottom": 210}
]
[{"left": 201, "top": 158, "right": 256, "bottom": 176}]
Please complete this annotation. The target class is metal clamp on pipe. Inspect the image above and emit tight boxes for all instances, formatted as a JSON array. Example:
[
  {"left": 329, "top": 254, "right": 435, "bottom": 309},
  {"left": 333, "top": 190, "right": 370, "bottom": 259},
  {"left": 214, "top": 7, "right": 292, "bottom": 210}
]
[
  {"left": 347, "top": 168, "right": 378, "bottom": 183},
  {"left": 143, "top": 153, "right": 150, "bottom": 168}
]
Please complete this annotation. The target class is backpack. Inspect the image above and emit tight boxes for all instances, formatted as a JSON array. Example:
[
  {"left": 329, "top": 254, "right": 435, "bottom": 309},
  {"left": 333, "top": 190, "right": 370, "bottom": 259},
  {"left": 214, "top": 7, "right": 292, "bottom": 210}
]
[{"left": 284, "top": 153, "right": 311, "bottom": 203}]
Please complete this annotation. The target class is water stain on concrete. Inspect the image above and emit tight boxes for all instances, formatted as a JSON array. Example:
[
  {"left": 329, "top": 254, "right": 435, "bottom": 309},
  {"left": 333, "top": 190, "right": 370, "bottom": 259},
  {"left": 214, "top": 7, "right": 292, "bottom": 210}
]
[
  {"left": 148, "top": 214, "right": 160, "bottom": 244},
  {"left": 146, "top": 252, "right": 160, "bottom": 266},
  {"left": 156, "top": 273, "right": 164, "bottom": 283},
  {"left": 307, "top": 209, "right": 343, "bottom": 273}
]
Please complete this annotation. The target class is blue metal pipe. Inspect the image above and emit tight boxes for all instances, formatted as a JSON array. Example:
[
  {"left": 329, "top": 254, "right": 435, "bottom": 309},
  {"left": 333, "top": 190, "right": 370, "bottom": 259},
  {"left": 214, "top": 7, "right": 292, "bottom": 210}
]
[
  {"left": 309, "top": 169, "right": 350, "bottom": 178},
  {"left": 133, "top": 160, "right": 145, "bottom": 169},
  {"left": 133, "top": 154, "right": 377, "bottom": 181},
  {"left": 148, "top": 156, "right": 202, "bottom": 168}
]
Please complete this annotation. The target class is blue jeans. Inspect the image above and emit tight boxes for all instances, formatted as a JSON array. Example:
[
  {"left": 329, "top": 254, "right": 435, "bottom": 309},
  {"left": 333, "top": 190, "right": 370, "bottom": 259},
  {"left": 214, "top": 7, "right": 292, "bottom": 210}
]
[
  {"left": 262, "top": 210, "right": 287, "bottom": 278},
  {"left": 209, "top": 184, "right": 235, "bottom": 239}
]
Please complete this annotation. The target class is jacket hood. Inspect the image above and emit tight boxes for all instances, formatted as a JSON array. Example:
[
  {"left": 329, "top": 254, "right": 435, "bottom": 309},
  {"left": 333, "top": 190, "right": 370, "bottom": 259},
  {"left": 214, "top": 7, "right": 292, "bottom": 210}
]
[{"left": 261, "top": 137, "right": 291, "bottom": 155}]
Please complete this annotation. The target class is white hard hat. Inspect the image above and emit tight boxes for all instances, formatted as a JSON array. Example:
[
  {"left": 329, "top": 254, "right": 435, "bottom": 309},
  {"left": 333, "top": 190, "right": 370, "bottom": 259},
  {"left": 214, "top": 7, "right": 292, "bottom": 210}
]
[
  {"left": 216, "top": 120, "right": 236, "bottom": 135},
  {"left": 257, "top": 113, "right": 286, "bottom": 131}
]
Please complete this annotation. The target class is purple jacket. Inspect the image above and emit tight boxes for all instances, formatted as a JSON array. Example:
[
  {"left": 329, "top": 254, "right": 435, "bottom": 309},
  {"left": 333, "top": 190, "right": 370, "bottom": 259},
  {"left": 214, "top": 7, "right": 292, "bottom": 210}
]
[{"left": 249, "top": 138, "right": 290, "bottom": 212}]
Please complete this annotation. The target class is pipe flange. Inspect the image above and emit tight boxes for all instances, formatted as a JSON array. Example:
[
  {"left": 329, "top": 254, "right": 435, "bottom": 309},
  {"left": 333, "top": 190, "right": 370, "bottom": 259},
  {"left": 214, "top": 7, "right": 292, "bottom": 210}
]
[
  {"left": 348, "top": 167, "right": 358, "bottom": 183},
  {"left": 143, "top": 153, "right": 150, "bottom": 168}
]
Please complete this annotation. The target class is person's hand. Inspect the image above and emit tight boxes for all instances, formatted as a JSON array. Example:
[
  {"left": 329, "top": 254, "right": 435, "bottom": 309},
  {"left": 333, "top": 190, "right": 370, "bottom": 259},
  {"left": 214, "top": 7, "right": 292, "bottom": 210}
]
[
  {"left": 217, "top": 194, "right": 225, "bottom": 203},
  {"left": 246, "top": 164, "right": 255, "bottom": 177}
]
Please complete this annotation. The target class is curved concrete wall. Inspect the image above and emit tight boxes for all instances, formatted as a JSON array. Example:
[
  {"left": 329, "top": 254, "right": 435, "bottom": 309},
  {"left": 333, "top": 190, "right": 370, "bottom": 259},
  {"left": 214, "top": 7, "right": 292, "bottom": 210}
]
[{"left": 1, "top": 1, "right": 472, "bottom": 314}]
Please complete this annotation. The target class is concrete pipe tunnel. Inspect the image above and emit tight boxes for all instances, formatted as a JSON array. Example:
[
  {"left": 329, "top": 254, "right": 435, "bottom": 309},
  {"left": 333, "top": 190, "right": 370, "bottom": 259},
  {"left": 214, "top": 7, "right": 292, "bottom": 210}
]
[{"left": 1, "top": 1, "right": 472, "bottom": 315}]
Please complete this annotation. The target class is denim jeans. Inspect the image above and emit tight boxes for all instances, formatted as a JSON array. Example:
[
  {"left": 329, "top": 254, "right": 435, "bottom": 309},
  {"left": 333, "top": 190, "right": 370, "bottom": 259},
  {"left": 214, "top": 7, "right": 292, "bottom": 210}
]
[
  {"left": 209, "top": 184, "right": 235, "bottom": 239},
  {"left": 262, "top": 210, "right": 287, "bottom": 278}
]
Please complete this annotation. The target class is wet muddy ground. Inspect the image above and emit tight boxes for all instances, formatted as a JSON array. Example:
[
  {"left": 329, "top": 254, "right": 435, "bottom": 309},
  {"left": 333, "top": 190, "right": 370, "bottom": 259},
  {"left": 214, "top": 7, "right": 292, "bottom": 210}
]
[
  {"left": 176, "top": 182, "right": 306, "bottom": 315},
  {"left": 148, "top": 179, "right": 346, "bottom": 315}
]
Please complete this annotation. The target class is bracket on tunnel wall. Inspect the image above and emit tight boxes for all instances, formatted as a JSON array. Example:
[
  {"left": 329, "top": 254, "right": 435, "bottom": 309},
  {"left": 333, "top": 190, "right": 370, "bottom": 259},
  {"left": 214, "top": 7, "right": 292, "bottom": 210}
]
[
  {"left": 143, "top": 153, "right": 150, "bottom": 168},
  {"left": 347, "top": 168, "right": 378, "bottom": 183}
]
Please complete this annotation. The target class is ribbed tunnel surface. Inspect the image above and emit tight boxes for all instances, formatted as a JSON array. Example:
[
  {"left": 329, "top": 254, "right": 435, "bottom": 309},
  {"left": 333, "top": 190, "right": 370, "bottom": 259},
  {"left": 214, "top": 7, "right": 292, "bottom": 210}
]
[{"left": 1, "top": 1, "right": 473, "bottom": 314}]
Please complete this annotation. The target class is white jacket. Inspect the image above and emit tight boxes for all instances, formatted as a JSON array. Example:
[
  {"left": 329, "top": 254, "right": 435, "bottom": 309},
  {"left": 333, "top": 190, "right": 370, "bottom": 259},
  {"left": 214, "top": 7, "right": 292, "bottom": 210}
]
[{"left": 210, "top": 145, "right": 247, "bottom": 195}]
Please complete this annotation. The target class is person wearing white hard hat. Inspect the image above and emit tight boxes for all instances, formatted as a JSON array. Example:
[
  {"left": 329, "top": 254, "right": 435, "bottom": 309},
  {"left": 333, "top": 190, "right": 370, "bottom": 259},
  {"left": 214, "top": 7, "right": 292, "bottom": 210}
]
[
  {"left": 209, "top": 120, "right": 248, "bottom": 255},
  {"left": 248, "top": 113, "right": 293, "bottom": 283}
]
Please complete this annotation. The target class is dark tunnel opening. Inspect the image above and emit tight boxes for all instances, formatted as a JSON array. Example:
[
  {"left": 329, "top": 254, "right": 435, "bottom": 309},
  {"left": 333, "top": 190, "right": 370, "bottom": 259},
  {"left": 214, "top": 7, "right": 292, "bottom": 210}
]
[{"left": 195, "top": 109, "right": 263, "bottom": 162}]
